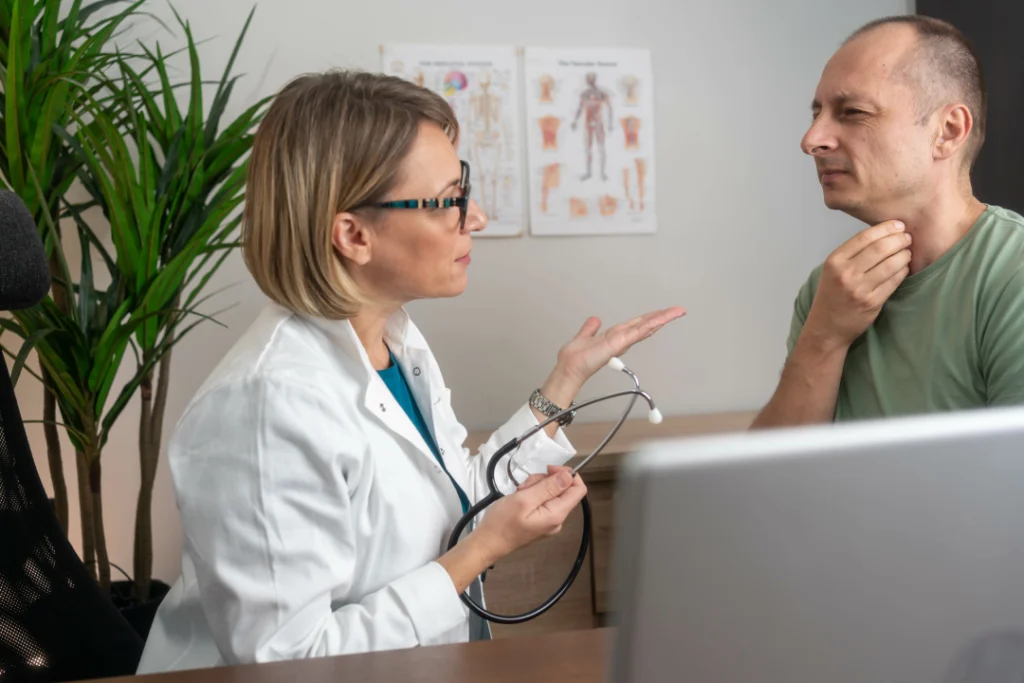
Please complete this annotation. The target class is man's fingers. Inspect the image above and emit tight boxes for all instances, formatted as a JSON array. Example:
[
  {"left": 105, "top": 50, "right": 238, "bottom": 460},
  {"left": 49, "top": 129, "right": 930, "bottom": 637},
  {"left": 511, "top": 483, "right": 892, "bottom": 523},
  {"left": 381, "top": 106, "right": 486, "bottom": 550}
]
[
  {"left": 873, "top": 264, "right": 910, "bottom": 300},
  {"left": 866, "top": 248, "right": 912, "bottom": 291},
  {"left": 851, "top": 231, "right": 912, "bottom": 274},
  {"left": 838, "top": 220, "right": 906, "bottom": 260}
]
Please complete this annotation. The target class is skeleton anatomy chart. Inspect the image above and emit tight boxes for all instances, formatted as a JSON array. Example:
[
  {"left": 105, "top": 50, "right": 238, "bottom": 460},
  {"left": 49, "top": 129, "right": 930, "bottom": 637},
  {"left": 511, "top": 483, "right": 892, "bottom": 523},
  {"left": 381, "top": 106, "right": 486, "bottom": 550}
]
[
  {"left": 523, "top": 47, "right": 656, "bottom": 235},
  {"left": 381, "top": 44, "right": 526, "bottom": 237}
]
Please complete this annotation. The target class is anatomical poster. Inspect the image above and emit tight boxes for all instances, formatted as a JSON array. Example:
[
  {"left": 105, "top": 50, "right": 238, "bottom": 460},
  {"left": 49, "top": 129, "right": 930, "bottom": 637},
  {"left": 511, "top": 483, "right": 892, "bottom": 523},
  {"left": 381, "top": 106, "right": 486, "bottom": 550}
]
[
  {"left": 381, "top": 44, "right": 526, "bottom": 237},
  {"left": 523, "top": 47, "right": 656, "bottom": 236}
]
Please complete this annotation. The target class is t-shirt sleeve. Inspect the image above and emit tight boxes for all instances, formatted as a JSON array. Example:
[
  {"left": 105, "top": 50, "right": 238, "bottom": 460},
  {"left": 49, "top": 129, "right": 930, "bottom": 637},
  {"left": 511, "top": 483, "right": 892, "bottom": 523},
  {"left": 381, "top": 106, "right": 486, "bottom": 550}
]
[
  {"left": 980, "top": 266, "right": 1024, "bottom": 406},
  {"left": 786, "top": 266, "right": 822, "bottom": 357}
]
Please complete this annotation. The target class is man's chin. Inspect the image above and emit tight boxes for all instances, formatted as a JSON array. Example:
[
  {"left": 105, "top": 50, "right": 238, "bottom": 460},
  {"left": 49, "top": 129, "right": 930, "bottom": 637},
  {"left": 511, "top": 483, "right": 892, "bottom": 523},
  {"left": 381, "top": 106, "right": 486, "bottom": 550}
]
[
  {"left": 823, "top": 195, "right": 879, "bottom": 225},
  {"left": 822, "top": 191, "right": 860, "bottom": 213}
]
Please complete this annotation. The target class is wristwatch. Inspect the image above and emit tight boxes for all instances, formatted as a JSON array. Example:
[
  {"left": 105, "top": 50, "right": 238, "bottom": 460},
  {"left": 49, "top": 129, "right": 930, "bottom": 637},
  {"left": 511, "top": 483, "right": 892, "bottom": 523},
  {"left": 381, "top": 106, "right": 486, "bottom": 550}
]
[{"left": 529, "top": 389, "right": 576, "bottom": 427}]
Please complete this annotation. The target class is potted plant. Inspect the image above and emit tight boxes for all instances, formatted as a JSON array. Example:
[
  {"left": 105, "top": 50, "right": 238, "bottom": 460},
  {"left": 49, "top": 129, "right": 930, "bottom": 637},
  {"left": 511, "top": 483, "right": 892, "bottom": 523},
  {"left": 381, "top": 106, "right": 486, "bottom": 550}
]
[
  {"left": 0, "top": 0, "right": 148, "bottom": 540},
  {"left": 71, "top": 6, "right": 270, "bottom": 616},
  {"left": 1, "top": 0, "right": 269, "bottom": 637}
]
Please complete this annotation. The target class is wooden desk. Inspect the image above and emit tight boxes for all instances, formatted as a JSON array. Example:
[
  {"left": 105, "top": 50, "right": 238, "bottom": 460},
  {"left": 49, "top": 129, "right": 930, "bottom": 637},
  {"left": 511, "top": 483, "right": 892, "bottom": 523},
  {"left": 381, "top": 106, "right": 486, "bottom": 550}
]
[
  {"left": 466, "top": 411, "right": 756, "bottom": 638},
  {"left": 84, "top": 628, "right": 611, "bottom": 683}
]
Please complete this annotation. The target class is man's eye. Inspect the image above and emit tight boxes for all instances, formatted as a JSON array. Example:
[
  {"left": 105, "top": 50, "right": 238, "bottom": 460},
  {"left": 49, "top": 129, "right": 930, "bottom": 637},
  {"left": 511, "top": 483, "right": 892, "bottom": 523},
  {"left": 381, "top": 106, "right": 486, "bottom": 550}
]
[{"left": 844, "top": 109, "right": 866, "bottom": 116}]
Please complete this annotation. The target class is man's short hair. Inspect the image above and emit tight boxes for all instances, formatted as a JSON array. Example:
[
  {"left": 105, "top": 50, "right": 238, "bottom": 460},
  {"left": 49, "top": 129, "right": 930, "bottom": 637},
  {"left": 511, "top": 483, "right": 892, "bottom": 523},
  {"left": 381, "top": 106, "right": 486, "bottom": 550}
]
[{"left": 848, "top": 15, "right": 987, "bottom": 171}]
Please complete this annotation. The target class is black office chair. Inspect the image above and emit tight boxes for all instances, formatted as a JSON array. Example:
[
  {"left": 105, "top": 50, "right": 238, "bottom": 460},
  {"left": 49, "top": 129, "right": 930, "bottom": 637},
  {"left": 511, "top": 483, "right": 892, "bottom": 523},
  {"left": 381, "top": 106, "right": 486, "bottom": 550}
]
[{"left": 0, "top": 352, "right": 144, "bottom": 682}]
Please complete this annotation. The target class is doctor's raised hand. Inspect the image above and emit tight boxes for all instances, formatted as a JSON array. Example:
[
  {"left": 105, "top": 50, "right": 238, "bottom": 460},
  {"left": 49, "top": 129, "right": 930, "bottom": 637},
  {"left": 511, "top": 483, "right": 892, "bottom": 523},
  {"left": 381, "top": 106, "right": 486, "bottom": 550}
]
[
  {"left": 134, "top": 70, "right": 683, "bottom": 675},
  {"left": 538, "top": 309, "right": 685, "bottom": 420}
]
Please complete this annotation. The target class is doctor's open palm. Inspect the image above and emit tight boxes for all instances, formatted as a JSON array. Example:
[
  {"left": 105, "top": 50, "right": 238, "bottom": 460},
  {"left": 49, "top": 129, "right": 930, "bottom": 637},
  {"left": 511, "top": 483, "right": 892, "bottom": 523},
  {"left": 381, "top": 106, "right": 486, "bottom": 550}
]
[{"left": 555, "top": 307, "right": 686, "bottom": 389}]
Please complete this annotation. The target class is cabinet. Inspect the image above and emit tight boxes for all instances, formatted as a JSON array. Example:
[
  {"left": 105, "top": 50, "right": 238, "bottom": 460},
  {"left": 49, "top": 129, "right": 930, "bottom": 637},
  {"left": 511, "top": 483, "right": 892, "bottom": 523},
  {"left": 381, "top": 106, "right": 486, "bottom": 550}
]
[{"left": 464, "top": 410, "right": 756, "bottom": 639}]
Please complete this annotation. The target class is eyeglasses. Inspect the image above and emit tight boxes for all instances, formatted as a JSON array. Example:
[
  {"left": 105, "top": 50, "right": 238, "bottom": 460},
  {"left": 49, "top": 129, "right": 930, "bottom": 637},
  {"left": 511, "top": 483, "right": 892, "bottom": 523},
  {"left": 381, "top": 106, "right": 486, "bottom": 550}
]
[{"left": 370, "top": 161, "right": 472, "bottom": 232}]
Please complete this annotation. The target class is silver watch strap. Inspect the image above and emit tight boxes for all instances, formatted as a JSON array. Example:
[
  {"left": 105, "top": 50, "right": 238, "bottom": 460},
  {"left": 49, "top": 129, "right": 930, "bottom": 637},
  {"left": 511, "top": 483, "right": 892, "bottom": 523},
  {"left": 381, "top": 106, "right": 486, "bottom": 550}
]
[{"left": 529, "top": 388, "right": 575, "bottom": 426}]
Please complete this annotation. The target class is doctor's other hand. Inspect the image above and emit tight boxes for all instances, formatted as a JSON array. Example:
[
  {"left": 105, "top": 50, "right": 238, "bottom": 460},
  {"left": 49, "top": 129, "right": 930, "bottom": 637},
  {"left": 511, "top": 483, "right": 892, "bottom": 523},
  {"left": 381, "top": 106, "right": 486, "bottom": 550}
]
[
  {"left": 541, "top": 306, "right": 686, "bottom": 407},
  {"left": 478, "top": 465, "right": 587, "bottom": 557},
  {"left": 438, "top": 466, "right": 586, "bottom": 594},
  {"left": 804, "top": 220, "right": 911, "bottom": 350}
]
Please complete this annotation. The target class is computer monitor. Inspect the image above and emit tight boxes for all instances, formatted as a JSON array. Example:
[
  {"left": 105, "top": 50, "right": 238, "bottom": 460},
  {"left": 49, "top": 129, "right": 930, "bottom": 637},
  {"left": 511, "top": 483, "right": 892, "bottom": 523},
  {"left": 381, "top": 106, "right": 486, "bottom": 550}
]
[{"left": 608, "top": 405, "right": 1024, "bottom": 683}]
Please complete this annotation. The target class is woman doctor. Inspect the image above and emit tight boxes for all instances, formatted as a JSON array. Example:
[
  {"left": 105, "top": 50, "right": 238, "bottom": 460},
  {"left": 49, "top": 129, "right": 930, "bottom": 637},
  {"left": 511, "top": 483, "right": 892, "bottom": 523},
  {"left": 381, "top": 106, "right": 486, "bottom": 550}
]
[{"left": 136, "top": 70, "right": 684, "bottom": 673}]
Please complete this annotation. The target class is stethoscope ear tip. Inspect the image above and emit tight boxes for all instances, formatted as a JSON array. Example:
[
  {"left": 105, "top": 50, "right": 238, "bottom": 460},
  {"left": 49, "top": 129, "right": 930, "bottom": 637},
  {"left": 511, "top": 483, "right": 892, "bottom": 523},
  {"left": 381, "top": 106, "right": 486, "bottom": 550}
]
[
  {"left": 607, "top": 357, "right": 626, "bottom": 372},
  {"left": 648, "top": 408, "right": 663, "bottom": 425}
]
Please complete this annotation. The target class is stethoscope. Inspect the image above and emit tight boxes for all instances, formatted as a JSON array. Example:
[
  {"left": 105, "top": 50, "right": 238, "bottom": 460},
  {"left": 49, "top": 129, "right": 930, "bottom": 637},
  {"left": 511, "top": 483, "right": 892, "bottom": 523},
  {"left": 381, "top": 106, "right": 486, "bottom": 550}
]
[{"left": 446, "top": 357, "right": 662, "bottom": 624}]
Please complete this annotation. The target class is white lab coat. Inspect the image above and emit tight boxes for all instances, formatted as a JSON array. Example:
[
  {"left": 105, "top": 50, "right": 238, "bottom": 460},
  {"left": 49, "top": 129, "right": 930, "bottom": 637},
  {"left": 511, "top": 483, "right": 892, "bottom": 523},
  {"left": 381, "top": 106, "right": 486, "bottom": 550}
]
[{"left": 136, "top": 304, "right": 576, "bottom": 673}]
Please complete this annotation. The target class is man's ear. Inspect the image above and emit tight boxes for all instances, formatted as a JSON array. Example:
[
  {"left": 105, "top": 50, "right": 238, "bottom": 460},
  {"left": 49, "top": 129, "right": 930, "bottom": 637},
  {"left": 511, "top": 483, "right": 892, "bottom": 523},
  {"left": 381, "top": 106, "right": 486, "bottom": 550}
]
[
  {"left": 332, "top": 211, "right": 372, "bottom": 265},
  {"left": 934, "top": 103, "right": 973, "bottom": 162}
]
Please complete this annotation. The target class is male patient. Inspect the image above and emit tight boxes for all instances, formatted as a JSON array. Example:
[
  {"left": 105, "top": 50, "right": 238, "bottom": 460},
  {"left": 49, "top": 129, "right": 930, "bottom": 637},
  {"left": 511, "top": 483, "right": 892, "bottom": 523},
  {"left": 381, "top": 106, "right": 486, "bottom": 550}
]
[{"left": 753, "top": 15, "right": 1024, "bottom": 428}]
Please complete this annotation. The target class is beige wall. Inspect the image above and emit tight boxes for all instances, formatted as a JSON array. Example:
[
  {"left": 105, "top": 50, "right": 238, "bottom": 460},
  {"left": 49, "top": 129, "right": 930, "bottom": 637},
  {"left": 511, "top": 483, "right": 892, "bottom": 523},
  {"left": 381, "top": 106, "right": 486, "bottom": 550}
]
[{"left": 14, "top": 0, "right": 907, "bottom": 586}]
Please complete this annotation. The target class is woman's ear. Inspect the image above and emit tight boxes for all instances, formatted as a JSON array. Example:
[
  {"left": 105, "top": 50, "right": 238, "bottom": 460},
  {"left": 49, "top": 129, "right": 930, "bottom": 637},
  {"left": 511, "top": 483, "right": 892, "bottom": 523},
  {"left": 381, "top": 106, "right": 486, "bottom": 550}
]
[{"left": 332, "top": 211, "right": 373, "bottom": 265}]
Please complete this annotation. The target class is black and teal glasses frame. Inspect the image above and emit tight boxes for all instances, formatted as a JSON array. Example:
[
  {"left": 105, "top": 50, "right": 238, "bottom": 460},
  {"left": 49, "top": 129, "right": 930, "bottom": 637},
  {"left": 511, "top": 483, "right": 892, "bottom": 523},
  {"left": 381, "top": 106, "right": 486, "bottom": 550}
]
[{"left": 370, "top": 161, "right": 472, "bottom": 231}]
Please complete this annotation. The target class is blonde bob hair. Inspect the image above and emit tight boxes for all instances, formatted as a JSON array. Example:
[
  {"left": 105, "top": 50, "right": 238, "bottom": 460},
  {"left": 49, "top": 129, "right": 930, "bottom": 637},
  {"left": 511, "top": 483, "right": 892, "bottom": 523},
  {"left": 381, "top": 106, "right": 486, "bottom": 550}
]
[{"left": 241, "top": 70, "right": 459, "bottom": 319}]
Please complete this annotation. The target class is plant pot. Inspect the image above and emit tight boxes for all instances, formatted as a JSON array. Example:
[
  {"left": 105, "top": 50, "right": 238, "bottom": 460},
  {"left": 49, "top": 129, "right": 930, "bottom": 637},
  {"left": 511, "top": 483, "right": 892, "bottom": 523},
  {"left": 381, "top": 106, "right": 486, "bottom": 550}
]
[{"left": 110, "top": 579, "right": 171, "bottom": 641}]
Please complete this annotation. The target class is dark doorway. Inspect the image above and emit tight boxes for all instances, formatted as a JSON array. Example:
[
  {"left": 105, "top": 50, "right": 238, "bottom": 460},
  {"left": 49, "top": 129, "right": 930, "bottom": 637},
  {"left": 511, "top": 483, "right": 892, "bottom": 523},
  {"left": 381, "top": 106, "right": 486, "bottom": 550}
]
[{"left": 916, "top": 1, "right": 1024, "bottom": 214}]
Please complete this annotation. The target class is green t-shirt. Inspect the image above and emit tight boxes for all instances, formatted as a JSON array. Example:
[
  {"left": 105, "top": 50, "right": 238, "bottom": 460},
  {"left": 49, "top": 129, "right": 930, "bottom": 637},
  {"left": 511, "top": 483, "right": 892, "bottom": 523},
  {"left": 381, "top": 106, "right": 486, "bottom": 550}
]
[{"left": 787, "top": 205, "right": 1024, "bottom": 421}]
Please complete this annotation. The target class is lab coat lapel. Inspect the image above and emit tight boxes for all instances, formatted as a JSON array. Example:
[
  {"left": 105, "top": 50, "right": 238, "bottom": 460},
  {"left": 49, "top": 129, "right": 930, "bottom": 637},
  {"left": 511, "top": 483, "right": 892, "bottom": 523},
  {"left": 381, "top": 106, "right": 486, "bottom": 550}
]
[
  {"left": 364, "top": 367, "right": 440, "bottom": 469},
  {"left": 395, "top": 344, "right": 471, "bottom": 494},
  {"left": 305, "top": 310, "right": 441, "bottom": 472}
]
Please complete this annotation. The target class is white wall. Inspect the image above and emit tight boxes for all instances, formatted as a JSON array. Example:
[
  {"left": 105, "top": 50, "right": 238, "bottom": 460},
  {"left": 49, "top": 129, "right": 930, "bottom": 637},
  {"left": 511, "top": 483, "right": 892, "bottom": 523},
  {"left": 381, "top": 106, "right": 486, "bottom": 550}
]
[{"left": 16, "top": 0, "right": 908, "bottom": 586}]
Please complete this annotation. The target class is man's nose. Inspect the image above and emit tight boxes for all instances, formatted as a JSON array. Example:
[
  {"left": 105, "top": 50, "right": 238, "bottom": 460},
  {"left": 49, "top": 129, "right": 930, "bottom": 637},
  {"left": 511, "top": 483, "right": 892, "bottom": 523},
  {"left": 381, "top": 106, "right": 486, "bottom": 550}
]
[{"left": 801, "top": 115, "right": 838, "bottom": 156}]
